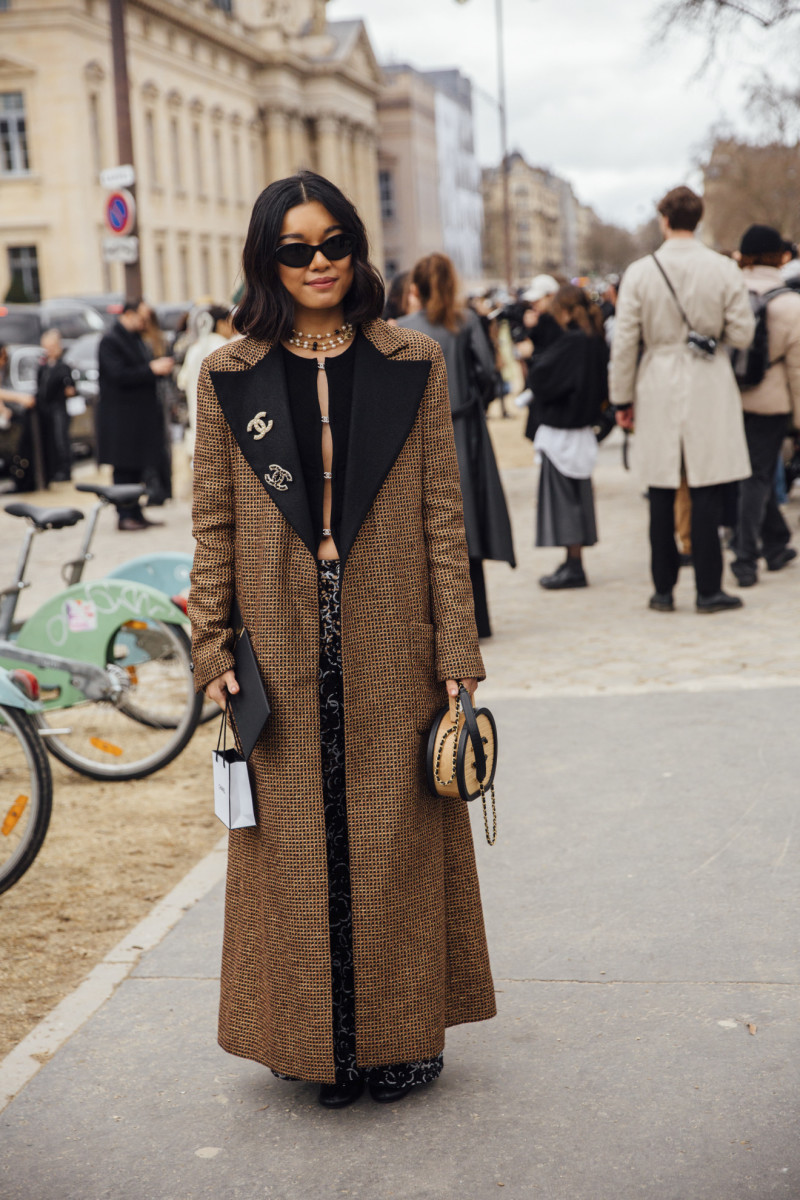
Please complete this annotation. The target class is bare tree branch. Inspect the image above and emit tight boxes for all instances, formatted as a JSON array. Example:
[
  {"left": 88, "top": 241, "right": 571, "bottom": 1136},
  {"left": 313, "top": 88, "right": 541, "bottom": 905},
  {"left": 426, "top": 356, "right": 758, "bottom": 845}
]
[{"left": 658, "top": 0, "right": 800, "bottom": 31}]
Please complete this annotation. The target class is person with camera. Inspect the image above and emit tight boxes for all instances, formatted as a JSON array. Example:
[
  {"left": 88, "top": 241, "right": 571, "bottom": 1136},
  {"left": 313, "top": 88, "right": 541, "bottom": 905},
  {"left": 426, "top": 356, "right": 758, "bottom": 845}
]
[{"left": 610, "top": 186, "right": 755, "bottom": 614}]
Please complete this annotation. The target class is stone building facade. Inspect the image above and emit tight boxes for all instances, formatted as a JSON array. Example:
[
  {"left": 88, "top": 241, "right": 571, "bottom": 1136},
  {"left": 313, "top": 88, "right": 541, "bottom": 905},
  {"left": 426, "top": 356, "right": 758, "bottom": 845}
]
[
  {"left": 482, "top": 151, "right": 593, "bottom": 285},
  {"left": 376, "top": 66, "right": 443, "bottom": 283},
  {"left": 376, "top": 64, "right": 484, "bottom": 286},
  {"left": 423, "top": 68, "right": 483, "bottom": 286},
  {"left": 0, "top": 0, "right": 384, "bottom": 304}
]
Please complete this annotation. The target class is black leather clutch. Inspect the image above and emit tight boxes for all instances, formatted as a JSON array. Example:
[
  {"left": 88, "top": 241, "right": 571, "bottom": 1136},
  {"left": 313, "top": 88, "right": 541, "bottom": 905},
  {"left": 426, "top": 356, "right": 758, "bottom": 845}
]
[{"left": 228, "top": 602, "right": 271, "bottom": 761}]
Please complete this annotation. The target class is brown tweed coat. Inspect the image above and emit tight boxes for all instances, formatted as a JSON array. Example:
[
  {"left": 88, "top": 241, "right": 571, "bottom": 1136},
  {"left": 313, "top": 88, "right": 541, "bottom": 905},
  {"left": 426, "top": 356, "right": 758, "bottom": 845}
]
[{"left": 188, "top": 317, "right": 496, "bottom": 1082}]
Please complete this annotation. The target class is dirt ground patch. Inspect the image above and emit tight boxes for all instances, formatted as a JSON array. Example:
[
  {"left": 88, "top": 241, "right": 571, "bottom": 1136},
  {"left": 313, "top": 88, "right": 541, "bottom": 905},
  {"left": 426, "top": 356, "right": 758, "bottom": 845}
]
[{"left": 0, "top": 719, "right": 221, "bottom": 1060}]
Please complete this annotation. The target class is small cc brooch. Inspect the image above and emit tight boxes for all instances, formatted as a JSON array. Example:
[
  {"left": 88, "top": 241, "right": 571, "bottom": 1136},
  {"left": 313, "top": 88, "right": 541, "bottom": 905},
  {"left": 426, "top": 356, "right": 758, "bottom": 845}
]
[
  {"left": 264, "top": 464, "right": 292, "bottom": 492},
  {"left": 247, "top": 412, "right": 273, "bottom": 440}
]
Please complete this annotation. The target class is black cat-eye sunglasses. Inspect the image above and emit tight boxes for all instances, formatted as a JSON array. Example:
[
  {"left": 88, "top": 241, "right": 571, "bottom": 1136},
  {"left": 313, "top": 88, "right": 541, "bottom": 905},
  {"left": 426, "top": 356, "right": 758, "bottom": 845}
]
[{"left": 273, "top": 233, "right": 355, "bottom": 269}]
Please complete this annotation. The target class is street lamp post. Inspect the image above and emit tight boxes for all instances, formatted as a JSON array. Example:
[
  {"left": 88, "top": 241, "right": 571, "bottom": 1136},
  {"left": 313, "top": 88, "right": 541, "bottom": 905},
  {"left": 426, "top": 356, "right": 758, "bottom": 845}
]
[
  {"left": 109, "top": 0, "right": 142, "bottom": 299},
  {"left": 494, "top": 0, "right": 513, "bottom": 289},
  {"left": 455, "top": 0, "right": 513, "bottom": 288}
]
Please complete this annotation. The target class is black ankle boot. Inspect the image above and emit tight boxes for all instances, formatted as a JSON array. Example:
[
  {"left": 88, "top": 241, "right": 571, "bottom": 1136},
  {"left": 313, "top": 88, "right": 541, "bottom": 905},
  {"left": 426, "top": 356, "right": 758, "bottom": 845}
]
[
  {"left": 318, "top": 1079, "right": 364, "bottom": 1108},
  {"left": 368, "top": 1079, "right": 414, "bottom": 1104},
  {"left": 539, "top": 558, "right": 587, "bottom": 590}
]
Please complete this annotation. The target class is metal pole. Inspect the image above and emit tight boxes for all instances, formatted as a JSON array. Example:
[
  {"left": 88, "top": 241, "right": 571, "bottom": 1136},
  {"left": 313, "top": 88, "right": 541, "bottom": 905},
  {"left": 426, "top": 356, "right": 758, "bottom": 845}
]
[
  {"left": 109, "top": 0, "right": 142, "bottom": 300},
  {"left": 496, "top": 0, "right": 513, "bottom": 289}
]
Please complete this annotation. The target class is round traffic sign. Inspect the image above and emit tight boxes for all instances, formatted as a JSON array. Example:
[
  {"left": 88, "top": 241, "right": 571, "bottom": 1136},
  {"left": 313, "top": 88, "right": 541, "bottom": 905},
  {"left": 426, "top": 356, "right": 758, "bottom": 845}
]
[{"left": 105, "top": 189, "right": 136, "bottom": 236}]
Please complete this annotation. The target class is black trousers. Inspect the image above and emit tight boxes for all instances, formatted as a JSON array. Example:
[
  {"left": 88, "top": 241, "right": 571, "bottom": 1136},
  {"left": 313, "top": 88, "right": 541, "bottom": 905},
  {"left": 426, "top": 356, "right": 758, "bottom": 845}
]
[
  {"left": 649, "top": 483, "right": 725, "bottom": 597},
  {"left": 42, "top": 402, "right": 71, "bottom": 482},
  {"left": 735, "top": 412, "right": 790, "bottom": 566},
  {"left": 112, "top": 466, "right": 145, "bottom": 520}
]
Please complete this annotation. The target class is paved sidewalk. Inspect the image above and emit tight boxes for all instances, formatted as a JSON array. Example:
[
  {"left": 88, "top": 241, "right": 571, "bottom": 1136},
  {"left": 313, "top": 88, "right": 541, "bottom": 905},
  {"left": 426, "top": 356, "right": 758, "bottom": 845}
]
[{"left": 2, "top": 432, "right": 800, "bottom": 1198}]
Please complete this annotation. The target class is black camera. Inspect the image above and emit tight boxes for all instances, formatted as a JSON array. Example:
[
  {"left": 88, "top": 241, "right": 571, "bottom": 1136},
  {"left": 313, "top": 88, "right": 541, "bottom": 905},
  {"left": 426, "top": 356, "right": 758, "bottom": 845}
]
[{"left": 687, "top": 331, "right": 718, "bottom": 359}]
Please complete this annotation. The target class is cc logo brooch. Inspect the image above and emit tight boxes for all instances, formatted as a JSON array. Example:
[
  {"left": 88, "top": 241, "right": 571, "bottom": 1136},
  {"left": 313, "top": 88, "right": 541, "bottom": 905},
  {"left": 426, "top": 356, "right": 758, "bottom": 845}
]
[
  {"left": 264, "top": 464, "right": 293, "bottom": 492},
  {"left": 247, "top": 411, "right": 274, "bottom": 440}
]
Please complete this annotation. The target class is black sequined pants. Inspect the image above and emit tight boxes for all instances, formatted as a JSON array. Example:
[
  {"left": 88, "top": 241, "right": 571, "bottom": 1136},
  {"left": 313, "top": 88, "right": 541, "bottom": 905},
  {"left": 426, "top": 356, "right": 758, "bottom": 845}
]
[{"left": 317, "top": 560, "right": 443, "bottom": 1090}]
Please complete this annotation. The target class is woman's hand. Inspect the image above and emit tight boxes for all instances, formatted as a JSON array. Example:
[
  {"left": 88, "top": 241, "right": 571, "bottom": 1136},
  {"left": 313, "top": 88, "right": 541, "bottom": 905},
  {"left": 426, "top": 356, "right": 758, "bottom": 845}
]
[
  {"left": 205, "top": 669, "right": 239, "bottom": 709},
  {"left": 446, "top": 678, "right": 478, "bottom": 700}
]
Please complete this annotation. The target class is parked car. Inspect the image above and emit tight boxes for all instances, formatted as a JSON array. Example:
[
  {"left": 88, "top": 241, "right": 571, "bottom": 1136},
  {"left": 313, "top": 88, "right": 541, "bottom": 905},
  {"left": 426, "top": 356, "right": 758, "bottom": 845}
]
[
  {"left": 0, "top": 301, "right": 106, "bottom": 348},
  {"left": 57, "top": 293, "right": 124, "bottom": 330}
]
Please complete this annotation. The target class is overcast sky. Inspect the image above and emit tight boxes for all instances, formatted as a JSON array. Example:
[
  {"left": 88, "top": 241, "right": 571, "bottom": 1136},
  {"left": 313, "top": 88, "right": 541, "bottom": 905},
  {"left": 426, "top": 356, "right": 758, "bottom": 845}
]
[{"left": 328, "top": 0, "right": 790, "bottom": 228}]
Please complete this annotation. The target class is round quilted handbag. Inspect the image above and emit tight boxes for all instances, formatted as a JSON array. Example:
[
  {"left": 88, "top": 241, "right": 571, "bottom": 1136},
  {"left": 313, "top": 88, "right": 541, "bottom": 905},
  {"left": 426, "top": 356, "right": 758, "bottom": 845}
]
[{"left": 425, "top": 683, "right": 497, "bottom": 845}]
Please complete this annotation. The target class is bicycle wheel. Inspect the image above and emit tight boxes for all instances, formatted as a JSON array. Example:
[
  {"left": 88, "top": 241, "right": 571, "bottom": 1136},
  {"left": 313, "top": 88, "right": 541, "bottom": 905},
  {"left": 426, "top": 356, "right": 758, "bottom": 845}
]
[
  {"left": 35, "top": 620, "right": 203, "bottom": 781},
  {"left": 0, "top": 705, "right": 53, "bottom": 895}
]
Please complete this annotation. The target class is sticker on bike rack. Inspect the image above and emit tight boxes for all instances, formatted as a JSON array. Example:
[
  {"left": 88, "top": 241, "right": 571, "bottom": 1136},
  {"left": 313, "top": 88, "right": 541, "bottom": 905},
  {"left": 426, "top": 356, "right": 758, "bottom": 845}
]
[{"left": 65, "top": 598, "right": 98, "bottom": 633}]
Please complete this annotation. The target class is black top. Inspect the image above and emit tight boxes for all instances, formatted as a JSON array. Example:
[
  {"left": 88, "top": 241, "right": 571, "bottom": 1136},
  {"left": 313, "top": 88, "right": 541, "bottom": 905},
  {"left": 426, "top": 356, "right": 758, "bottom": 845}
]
[
  {"left": 36, "top": 357, "right": 73, "bottom": 408},
  {"left": 524, "top": 313, "right": 564, "bottom": 441},
  {"left": 529, "top": 325, "right": 609, "bottom": 431},
  {"left": 281, "top": 334, "right": 357, "bottom": 545}
]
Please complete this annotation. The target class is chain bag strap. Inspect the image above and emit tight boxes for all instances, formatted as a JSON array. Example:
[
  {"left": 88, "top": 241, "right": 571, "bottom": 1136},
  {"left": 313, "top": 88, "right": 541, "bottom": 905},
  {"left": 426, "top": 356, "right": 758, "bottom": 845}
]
[{"left": 432, "top": 684, "right": 497, "bottom": 846}]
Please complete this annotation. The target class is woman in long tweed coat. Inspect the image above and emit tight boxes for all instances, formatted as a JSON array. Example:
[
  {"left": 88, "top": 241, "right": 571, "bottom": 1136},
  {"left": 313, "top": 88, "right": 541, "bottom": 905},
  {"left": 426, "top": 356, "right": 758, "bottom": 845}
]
[{"left": 188, "top": 171, "right": 496, "bottom": 1109}]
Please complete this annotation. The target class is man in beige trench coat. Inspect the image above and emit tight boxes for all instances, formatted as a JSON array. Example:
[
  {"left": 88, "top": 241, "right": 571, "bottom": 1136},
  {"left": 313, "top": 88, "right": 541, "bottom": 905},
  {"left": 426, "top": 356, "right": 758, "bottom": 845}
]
[{"left": 611, "top": 186, "right": 755, "bottom": 613}]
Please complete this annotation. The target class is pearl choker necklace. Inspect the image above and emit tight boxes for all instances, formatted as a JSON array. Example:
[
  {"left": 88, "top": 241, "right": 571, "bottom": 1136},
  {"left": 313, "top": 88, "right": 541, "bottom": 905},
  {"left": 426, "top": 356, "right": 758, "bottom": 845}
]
[{"left": 288, "top": 323, "right": 354, "bottom": 353}]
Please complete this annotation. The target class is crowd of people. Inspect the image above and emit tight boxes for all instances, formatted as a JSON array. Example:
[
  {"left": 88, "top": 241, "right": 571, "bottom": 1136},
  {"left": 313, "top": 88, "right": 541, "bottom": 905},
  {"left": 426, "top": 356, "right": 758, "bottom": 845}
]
[
  {"left": 385, "top": 184, "right": 800, "bottom": 615},
  {"left": 5, "top": 179, "right": 799, "bottom": 623}
]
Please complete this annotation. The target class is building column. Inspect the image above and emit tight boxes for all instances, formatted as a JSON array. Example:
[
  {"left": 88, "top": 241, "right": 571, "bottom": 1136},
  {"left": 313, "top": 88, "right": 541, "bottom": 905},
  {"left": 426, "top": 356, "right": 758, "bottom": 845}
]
[
  {"left": 354, "top": 125, "right": 384, "bottom": 271},
  {"left": 316, "top": 114, "right": 342, "bottom": 186},
  {"left": 288, "top": 111, "right": 309, "bottom": 173},
  {"left": 266, "top": 107, "right": 291, "bottom": 182}
]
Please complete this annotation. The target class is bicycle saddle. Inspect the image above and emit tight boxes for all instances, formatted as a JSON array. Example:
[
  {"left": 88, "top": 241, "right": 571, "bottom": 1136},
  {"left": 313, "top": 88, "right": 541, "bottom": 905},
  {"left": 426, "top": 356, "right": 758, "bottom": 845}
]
[
  {"left": 75, "top": 483, "right": 146, "bottom": 504},
  {"left": 4, "top": 503, "right": 85, "bottom": 530}
]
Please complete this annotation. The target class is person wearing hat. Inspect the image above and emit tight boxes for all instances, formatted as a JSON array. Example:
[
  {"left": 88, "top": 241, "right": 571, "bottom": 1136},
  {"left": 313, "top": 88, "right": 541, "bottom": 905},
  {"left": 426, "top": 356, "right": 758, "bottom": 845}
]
[
  {"left": 518, "top": 276, "right": 562, "bottom": 443},
  {"left": 731, "top": 224, "right": 800, "bottom": 587}
]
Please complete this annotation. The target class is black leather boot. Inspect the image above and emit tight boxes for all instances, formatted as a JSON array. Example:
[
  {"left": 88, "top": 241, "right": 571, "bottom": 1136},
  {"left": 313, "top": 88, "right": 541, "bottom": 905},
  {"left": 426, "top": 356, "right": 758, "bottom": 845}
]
[
  {"left": 539, "top": 558, "right": 587, "bottom": 590},
  {"left": 368, "top": 1079, "right": 413, "bottom": 1104},
  {"left": 696, "top": 590, "right": 743, "bottom": 613},
  {"left": 318, "top": 1079, "right": 365, "bottom": 1108}
]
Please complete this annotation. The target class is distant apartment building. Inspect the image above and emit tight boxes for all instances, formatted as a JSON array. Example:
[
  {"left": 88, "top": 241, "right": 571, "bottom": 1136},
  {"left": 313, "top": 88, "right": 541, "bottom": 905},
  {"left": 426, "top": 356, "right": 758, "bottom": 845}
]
[
  {"left": 482, "top": 152, "right": 595, "bottom": 285},
  {"left": 377, "top": 64, "right": 483, "bottom": 284},
  {"left": 0, "top": 0, "right": 384, "bottom": 303},
  {"left": 376, "top": 66, "right": 442, "bottom": 281},
  {"left": 422, "top": 69, "right": 483, "bottom": 284}
]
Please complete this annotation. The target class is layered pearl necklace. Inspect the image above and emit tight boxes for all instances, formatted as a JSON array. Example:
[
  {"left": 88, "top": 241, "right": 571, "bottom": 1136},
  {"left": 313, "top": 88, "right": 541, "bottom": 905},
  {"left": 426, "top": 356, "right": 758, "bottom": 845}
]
[{"left": 288, "top": 323, "right": 354, "bottom": 353}]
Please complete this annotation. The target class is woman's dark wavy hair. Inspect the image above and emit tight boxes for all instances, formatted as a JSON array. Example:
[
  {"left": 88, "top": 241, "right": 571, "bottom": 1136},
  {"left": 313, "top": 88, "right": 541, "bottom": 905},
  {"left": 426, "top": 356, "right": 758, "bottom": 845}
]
[{"left": 234, "top": 170, "right": 385, "bottom": 342}]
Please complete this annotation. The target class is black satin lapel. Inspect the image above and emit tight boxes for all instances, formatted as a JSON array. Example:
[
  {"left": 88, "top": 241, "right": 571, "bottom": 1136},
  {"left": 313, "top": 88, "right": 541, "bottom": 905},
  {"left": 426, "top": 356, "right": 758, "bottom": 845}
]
[
  {"left": 338, "top": 336, "right": 432, "bottom": 565},
  {"left": 209, "top": 352, "right": 316, "bottom": 558}
]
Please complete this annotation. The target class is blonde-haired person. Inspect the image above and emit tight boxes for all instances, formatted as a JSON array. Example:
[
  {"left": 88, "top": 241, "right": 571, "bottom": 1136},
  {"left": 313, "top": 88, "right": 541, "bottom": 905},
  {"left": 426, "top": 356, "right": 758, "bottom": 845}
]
[
  {"left": 528, "top": 284, "right": 609, "bottom": 589},
  {"left": 398, "top": 253, "right": 515, "bottom": 636}
]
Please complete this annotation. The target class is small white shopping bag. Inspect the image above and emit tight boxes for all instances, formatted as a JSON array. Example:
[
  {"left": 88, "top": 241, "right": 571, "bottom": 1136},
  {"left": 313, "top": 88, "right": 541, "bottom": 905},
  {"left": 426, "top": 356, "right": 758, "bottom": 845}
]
[{"left": 213, "top": 714, "right": 256, "bottom": 829}]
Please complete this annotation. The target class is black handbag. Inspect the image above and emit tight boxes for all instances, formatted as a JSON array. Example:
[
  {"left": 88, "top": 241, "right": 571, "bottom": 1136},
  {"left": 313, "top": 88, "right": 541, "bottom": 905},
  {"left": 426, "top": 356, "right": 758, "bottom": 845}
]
[
  {"left": 426, "top": 684, "right": 497, "bottom": 845},
  {"left": 228, "top": 600, "right": 271, "bottom": 761}
]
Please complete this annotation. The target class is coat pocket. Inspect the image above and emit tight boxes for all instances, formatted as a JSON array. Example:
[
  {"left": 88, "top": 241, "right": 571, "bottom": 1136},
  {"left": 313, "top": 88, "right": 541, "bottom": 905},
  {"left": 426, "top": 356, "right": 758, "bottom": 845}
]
[{"left": 408, "top": 621, "right": 443, "bottom": 734}]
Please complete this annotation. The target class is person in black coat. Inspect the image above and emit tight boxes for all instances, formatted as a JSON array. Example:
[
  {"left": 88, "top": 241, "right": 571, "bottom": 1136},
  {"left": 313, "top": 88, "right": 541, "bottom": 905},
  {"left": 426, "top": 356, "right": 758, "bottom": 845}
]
[
  {"left": 529, "top": 285, "right": 609, "bottom": 590},
  {"left": 96, "top": 299, "right": 174, "bottom": 530},
  {"left": 398, "top": 254, "right": 516, "bottom": 637},
  {"left": 36, "top": 329, "right": 76, "bottom": 483}
]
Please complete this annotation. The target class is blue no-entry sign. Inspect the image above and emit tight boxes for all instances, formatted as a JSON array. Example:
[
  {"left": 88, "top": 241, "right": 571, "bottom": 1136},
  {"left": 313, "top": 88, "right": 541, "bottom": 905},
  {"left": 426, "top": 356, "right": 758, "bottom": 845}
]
[{"left": 105, "top": 189, "right": 136, "bottom": 236}]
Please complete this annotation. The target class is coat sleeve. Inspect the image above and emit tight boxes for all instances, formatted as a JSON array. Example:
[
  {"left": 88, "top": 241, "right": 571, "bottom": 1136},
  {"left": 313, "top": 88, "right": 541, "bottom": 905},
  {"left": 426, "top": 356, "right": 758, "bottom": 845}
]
[
  {"left": 421, "top": 345, "right": 486, "bottom": 683},
  {"left": 783, "top": 301, "right": 800, "bottom": 429},
  {"left": 187, "top": 360, "right": 236, "bottom": 692},
  {"left": 721, "top": 265, "right": 756, "bottom": 350},
  {"left": 98, "top": 336, "right": 154, "bottom": 392},
  {"left": 609, "top": 267, "right": 642, "bottom": 408}
]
